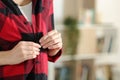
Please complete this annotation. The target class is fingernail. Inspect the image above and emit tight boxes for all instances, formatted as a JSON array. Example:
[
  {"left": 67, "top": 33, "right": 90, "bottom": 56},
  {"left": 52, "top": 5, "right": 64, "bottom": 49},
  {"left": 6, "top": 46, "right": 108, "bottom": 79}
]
[
  {"left": 40, "top": 39, "right": 42, "bottom": 43},
  {"left": 43, "top": 46, "right": 46, "bottom": 49},
  {"left": 39, "top": 40, "right": 41, "bottom": 43},
  {"left": 38, "top": 44, "right": 41, "bottom": 47},
  {"left": 48, "top": 47, "right": 51, "bottom": 49},
  {"left": 37, "top": 52, "right": 40, "bottom": 55},
  {"left": 38, "top": 49, "right": 40, "bottom": 52},
  {"left": 38, "top": 45, "right": 41, "bottom": 48}
]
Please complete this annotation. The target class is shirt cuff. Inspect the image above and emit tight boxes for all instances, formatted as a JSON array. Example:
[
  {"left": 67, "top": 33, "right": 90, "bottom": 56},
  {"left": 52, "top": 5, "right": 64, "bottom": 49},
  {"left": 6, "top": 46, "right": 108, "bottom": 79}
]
[{"left": 48, "top": 49, "right": 62, "bottom": 62}]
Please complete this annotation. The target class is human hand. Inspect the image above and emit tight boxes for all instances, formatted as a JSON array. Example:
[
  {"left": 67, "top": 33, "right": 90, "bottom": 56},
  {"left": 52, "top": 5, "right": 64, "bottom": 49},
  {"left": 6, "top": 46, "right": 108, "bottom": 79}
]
[
  {"left": 8, "top": 41, "right": 41, "bottom": 65},
  {"left": 40, "top": 30, "right": 62, "bottom": 56}
]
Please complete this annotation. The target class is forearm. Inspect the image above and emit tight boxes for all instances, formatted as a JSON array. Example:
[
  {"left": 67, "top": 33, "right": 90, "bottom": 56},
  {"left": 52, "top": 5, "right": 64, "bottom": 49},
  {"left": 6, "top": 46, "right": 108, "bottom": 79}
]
[
  {"left": 48, "top": 48, "right": 62, "bottom": 62},
  {"left": 48, "top": 48, "right": 61, "bottom": 56},
  {"left": 0, "top": 51, "right": 11, "bottom": 66}
]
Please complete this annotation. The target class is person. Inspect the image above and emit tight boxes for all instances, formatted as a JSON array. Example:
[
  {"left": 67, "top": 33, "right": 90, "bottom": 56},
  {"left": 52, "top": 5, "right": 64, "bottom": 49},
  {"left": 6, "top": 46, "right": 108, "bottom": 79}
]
[{"left": 0, "top": 0, "right": 62, "bottom": 80}]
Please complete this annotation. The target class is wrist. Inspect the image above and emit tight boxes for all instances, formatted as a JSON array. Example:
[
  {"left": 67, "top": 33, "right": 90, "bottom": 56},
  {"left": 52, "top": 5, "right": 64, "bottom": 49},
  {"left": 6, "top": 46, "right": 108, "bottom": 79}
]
[
  {"left": 48, "top": 48, "right": 61, "bottom": 57},
  {"left": 0, "top": 50, "right": 12, "bottom": 65}
]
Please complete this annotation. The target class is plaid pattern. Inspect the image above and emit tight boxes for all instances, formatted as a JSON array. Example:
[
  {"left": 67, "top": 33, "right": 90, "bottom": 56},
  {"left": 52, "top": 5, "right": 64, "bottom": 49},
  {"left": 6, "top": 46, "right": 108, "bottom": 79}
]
[{"left": 0, "top": 0, "right": 61, "bottom": 80}]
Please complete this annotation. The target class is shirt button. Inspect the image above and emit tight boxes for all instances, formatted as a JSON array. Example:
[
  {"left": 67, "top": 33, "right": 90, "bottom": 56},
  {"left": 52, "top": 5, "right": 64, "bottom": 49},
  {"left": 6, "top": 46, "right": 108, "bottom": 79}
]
[
  {"left": 35, "top": 61, "right": 40, "bottom": 64},
  {"left": 24, "top": 21, "right": 29, "bottom": 25}
]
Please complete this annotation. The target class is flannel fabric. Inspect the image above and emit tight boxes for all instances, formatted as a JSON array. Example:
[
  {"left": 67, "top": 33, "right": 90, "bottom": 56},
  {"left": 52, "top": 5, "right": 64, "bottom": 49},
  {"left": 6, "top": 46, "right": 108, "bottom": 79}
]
[{"left": 0, "top": 0, "right": 61, "bottom": 80}]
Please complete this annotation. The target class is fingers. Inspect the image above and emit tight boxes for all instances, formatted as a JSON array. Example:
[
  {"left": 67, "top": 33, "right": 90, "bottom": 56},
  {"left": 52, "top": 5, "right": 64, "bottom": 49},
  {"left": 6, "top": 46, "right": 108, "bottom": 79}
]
[
  {"left": 18, "top": 41, "right": 41, "bottom": 51},
  {"left": 26, "top": 42, "right": 41, "bottom": 48},
  {"left": 24, "top": 46, "right": 40, "bottom": 52},
  {"left": 40, "top": 32, "right": 60, "bottom": 46},
  {"left": 40, "top": 30, "right": 57, "bottom": 42},
  {"left": 17, "top": 41, "right": 41, "bottom": 59},
  {"left": 48, "top": 42, "right": 62, "bottom": 49},
  {"left": 42, "top": 38, "right": 61, "bottom": 49},
  {"left": 26, "top": 51, "right": 40, "bottom": 56},
  {"left": 24, "top": 51, "right": 40, "bottom": 60},
  {"left": 25, "top": 54, "right": 37, "bottom": 60},
  {"left": 10, "top": 41, "right": 42, "bottom": 65},
  {"left": 39, "top": 30, "right": 62, "bottom": 49},
  {"left": 18, "top": 41, "right": 41, "bottom": 48}
]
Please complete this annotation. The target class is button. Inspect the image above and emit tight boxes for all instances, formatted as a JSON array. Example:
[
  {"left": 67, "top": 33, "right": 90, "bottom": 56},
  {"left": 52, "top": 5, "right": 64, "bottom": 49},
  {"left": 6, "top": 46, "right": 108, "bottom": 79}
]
[
  {"left": 24, "top": 21, "right": 29, "bottom": 25},
  {"left": 35, "top": 61, "right": 40, "bottom": 64}
]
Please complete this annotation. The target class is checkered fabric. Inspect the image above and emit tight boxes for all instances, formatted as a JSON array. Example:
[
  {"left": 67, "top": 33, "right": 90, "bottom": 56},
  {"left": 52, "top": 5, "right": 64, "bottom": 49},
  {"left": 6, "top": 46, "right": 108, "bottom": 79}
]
[{"left": 0, "top": 0, "right": 61, "bottom": 80}]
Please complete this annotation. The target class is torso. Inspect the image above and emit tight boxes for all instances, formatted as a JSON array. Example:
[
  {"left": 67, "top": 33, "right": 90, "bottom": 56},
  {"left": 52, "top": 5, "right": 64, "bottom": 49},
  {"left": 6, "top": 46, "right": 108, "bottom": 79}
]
[{"left": 0, "top": 0, "right": 57, "bottom": 79}]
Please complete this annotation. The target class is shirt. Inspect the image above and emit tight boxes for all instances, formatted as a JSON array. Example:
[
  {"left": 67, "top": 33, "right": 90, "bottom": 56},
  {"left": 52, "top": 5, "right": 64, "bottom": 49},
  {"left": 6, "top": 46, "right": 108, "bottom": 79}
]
[
  {"left": 0, "top": 0, "right": 61, "bottom": 80},
  {"left": 18, "top": 2, "right": 32, "bottom": 23}
]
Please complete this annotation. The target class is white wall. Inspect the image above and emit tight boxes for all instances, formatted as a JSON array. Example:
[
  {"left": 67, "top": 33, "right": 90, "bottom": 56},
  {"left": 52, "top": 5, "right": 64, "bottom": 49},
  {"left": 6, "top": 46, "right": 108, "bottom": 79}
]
[
  {"left": 96, "top": 0, "right": 120, "bottom": 52},
  {"left": 53, "top": 0, "right": 120, "bottom": 26},
  {"left": 53, "top": 0, "right": 120, "bottom": 51},
  {"left": 53, "top": 0, "right": 64, "bottom": 25},
  {"left": 96, "top": 0, "right": 120, "bottom": 26}
]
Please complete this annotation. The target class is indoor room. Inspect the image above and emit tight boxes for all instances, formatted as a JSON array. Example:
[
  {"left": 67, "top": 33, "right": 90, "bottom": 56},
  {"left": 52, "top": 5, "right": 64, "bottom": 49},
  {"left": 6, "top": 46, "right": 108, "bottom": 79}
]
[{"left": 48, "top": 0, "right": 120, "bottom": 80}]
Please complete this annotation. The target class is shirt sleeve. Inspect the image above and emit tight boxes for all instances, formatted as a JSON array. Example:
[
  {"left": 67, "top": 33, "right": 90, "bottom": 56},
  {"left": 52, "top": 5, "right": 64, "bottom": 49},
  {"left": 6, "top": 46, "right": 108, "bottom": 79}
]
[
  {"left": 47, "top": 0, "right": 62, "bottom": 62},
  {"left": 47, "top": 0, "right": 54, "bottom": 31},
  {"left": 48, "top": 50, "right": 62, "bottom": 62}
]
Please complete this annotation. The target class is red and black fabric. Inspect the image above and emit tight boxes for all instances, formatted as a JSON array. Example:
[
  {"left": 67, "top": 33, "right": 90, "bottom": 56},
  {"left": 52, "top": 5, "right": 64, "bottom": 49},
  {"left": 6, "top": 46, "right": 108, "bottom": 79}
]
[{"left": 0, "top": 0, "right": 61, "bottom": 80}]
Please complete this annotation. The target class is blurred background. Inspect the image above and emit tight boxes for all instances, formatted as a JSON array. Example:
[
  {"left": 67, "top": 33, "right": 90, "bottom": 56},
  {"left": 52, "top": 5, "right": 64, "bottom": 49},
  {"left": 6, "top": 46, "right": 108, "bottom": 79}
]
[{"left": 48, "top": 0, "right": 120, "bottom": 80}]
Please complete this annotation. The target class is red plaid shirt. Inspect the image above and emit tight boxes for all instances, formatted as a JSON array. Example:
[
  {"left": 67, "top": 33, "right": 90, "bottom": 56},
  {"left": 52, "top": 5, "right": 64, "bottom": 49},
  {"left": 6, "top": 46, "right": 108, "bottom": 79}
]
[{"left": 0, "top": 0, "right": 61, "bottom": 80}]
